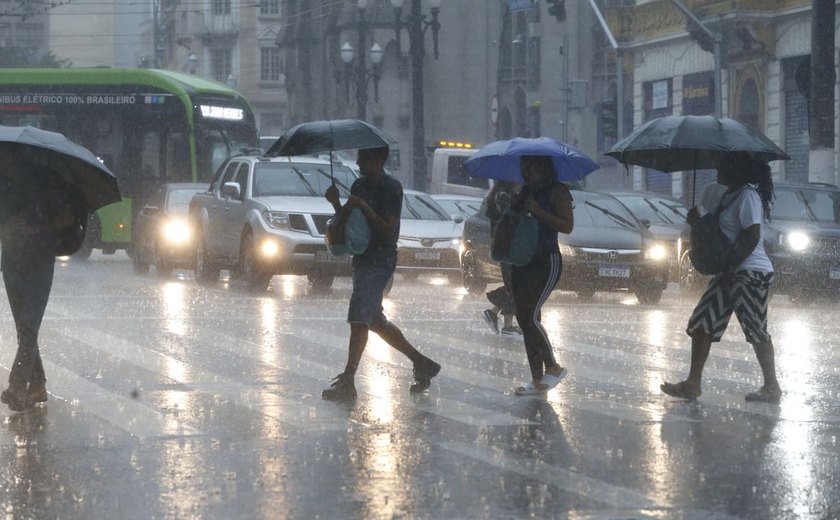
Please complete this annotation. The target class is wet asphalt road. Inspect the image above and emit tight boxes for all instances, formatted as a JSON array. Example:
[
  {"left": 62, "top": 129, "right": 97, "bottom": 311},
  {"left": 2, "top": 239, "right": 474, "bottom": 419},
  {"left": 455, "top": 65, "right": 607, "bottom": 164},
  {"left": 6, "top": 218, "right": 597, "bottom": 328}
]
[{"left": 1, "top": 254, "right": 839, "bottom": 519}]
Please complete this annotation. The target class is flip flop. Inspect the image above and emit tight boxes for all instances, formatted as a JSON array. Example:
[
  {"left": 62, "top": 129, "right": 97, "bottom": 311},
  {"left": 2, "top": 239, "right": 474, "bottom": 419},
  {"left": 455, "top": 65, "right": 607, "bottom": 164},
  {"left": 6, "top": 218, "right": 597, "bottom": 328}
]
[
  {"left": 660, "top": 381, "right": 701, "bottom": 401},
  {"left": 514, "top": 382, "right": 543, "bottom": 396},
  {"left": 745, "top": 386, "right": 782, "bottom": 404},
  {"left": 537, "top": 368, "right": 568, "bottom": 392}
]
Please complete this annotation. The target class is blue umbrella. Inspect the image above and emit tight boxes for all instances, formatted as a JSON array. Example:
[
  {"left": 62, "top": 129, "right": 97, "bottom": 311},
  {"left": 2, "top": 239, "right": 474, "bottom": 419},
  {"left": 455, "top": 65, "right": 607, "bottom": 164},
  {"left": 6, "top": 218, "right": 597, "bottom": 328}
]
[{"left": 464, "top": 137, "right": 600, "bottom": 184}]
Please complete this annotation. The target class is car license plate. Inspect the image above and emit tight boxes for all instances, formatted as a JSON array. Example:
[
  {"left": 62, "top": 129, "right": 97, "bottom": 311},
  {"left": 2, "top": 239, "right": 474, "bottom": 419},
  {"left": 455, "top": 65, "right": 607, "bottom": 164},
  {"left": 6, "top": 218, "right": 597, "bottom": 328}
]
[
  {"left": 315, "top": 251, "right": 348, "bottom": 263},
  {"left": 415, "top": 251, "right": 441, "bottom": 261},
  {"left": 599, "top": 266, "right": 630, "bottom": 278},
  {"left": 830, "top": 268, "right": 840, "bottom": 280}
]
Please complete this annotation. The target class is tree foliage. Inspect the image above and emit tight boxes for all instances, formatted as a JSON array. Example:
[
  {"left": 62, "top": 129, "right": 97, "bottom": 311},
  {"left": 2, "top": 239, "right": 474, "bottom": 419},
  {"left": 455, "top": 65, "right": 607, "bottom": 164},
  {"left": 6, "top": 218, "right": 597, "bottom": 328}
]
[{"left": 0, "top": 47, "right": 71, "bottom": 68}]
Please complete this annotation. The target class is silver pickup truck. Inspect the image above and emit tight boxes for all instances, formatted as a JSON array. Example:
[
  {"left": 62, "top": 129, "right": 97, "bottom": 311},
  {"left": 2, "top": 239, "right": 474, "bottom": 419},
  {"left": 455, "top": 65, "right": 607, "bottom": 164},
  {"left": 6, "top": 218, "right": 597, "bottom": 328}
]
[{"left": 188, "top": 154, "right": 358, "bottom": 291}]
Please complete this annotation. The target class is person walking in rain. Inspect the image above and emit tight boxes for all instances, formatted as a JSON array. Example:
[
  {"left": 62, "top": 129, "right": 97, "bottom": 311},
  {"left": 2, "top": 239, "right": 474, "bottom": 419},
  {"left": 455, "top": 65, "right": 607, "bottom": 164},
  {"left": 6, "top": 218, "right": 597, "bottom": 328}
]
[
  {"left": 661, "top": 153, "right": 781, "bottom": 403},
  {"left": 322, "top": 146, "right": 441, "bottom": 400},
  {"left": 0, "top": 146, "right": 76, "bottom": 412},
  {"left": 481, "top": 180, "right": 522, "bottom": 336},
  {"left": 510, "top": 155, "right": 573, "bottom": 395}
]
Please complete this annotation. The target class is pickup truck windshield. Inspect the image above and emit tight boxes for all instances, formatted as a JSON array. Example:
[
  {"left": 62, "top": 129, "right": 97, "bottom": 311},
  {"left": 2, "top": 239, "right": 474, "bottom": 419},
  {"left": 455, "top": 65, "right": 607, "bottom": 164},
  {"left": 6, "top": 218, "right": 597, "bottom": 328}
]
[{"left": 252, "top": 162, "right": 356, "bottom": 197}]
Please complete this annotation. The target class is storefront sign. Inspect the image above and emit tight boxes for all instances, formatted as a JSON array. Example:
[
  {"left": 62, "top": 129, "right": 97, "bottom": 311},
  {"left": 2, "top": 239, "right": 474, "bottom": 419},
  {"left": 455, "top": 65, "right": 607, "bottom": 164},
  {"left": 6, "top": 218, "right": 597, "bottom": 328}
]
[
  {"left": 682, "top": 71, "right": 715, "bottom": 115},
  {"left": 652, "top": 80, "right": 669, "bottom": 110}
]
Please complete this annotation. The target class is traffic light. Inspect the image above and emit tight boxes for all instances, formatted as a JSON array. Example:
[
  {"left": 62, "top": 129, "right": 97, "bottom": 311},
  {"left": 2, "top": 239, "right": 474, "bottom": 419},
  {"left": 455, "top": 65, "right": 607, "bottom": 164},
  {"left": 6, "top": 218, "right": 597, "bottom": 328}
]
[
  {"left": 546, "top": 0, "right": 566, "bottom": 22},
  {"left": 600, "top": 98, "right": 617, "bottom": 139}
]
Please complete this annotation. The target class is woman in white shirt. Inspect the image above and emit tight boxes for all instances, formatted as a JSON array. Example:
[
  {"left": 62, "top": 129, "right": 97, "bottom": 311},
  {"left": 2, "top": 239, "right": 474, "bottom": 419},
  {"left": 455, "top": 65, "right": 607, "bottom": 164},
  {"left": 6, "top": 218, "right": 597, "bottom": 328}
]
[{"left": 661, "top": 153, "right": 781, "bottom": 404}]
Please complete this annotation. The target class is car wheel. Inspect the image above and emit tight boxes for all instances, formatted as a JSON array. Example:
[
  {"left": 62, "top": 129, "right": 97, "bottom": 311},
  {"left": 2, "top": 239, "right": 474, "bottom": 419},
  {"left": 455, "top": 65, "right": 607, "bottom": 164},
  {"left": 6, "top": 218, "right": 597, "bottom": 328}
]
[
  {"left": 678, "top": 252, "right": 704, "bottom": 295},
  {"left": 132, "top": 254, "right": 149, "bottom": 275},
  {"left": 194, "top": 233, "right": 220, "bottom": 285},
  {"left": 308, "top": 274, "right": 334, "bottom": 291},
  {"left": 461, "top": 250, "right": 487, "bottom": 295},
  {"left": 73, "top": 214, "right": 98, "bottom": 260},
  {"left": 576, "top": 288, "right": 595, "bottom": 301},
  {"left": 635, "top": 287, "right": 663, "bottom": 305},
  {"left": 239, "top": 232, "right": 272, "bottom": 291}
]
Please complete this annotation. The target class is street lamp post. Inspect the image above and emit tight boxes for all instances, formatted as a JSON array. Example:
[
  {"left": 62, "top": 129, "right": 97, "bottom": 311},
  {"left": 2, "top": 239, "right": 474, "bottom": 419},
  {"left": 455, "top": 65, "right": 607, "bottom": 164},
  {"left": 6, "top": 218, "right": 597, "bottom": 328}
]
[
  {"left": 187, "top": 53, "right": 198, "bottom": 75},
  {"left": 356, "top": 0, "right": 369, "bottom": 120},
  {"left": 391, "top": 0, "right": 442, "bottom": 192},
  {"left": 340, "top": 42, "right": 384, "bottom": 114}
]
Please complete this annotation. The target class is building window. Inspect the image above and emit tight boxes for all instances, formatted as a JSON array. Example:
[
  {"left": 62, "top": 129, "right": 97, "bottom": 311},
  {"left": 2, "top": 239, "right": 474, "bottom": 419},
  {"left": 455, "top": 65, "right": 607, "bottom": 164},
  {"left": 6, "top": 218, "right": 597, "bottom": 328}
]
[
  {"left": 260, "top": 0, "right": 279, "bottom": 15},
  {"left": 260, "top": 47, "right": 281, "bottom": 81},
  {"left": 211, "top": 48, "right": 231, "bottom": 82},
  {"left": 213, "top": 0, "right": 231, "bottom": 15}
]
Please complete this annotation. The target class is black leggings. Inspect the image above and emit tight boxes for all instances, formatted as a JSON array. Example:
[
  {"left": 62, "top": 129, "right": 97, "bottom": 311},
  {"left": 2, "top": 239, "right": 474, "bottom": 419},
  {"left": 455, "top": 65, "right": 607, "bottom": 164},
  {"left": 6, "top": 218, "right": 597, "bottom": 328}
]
[{"left": 511, "top": 252, "right": 562, "bottom": 381}]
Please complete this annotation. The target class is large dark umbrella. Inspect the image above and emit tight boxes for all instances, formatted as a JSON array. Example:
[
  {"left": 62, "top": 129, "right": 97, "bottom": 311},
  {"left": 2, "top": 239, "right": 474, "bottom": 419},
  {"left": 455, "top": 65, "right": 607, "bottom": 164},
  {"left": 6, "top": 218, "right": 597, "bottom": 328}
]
[
  {"left": 465, "top": 137, "right": 600, "bottom": 184},
  {"left": 265, "top": 119, "right": 395, "bottom": 157},
  {"left": 0, "top": 125, "right": 121, "bottom": 212},
  {"left": 605, "top": 115, "right": 789, "bottom": 172}
]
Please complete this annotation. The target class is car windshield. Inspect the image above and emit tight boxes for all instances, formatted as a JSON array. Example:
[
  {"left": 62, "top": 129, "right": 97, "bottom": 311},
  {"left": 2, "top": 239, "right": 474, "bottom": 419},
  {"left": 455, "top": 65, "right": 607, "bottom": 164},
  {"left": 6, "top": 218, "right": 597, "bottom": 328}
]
[
  {"left": 402, "top": 193, "right": 451, "bottom": 221},
  {"left": 618, "top": 195, "right": 687, "bottom": 225},
  {"left": 434, "top": 198, "right": 482, "bottom": 218},
  {"left": 575, "top": 196, "right": 639, "bottom": 229},
  {"left": 773, "top": 188, "right": 840, "bottom": 223},
  {"left": 166, "top": 188, "right": 204, "bottom": 214},
  {"left": 253, "top": 162, "right": 356, "bottom": 197}
]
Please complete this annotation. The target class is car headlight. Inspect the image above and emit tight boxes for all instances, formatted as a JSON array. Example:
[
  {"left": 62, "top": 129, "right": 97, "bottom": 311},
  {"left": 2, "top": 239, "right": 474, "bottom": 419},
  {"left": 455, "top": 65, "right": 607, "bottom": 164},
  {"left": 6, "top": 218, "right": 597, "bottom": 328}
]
[
  {"left": 450, "top": 237, "right": 461, "bottom": 247},
  {"left": 644, "top": 243, "right": 668, "bottom": 261},
  {"left": 263, "top": 211, "right": 290, "bottom": 229},
  {"left": 161, "top": 220, "right": 191, "bottom": 244},
  {"left": 558, "top": 243, "right": 576, "bottom": 257},
  {"left": 785, "top": 231, "right": 810, "bottom": 252}
]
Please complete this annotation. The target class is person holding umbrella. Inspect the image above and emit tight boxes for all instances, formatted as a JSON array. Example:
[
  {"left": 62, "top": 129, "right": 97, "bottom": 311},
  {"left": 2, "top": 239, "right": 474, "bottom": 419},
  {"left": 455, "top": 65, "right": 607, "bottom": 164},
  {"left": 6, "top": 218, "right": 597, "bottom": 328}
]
[
  {"left": 322, "top": 146, "right": 441, "bottom": 400},
  {"left": 0, "top": 146, "right": 79, "bottom": 411},
  {"left": 661, "top": 152, "right": 781, "bottom": 404},
  {"left": 507, "top": 155, "right": 574, "bottom": 395}
]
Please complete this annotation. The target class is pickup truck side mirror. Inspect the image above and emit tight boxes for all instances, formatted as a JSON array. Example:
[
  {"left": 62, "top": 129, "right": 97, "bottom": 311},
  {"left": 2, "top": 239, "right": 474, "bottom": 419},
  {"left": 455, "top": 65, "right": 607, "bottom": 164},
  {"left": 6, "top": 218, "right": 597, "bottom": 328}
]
[
  {"left": 639, "top": 218, "right": 652, "bottom": 228},
  {"left": 222, "top": 182, "right": 241, "bottom": 199},
  {"left": 451, "top": 213, "right": 464, "bottom": 224}
]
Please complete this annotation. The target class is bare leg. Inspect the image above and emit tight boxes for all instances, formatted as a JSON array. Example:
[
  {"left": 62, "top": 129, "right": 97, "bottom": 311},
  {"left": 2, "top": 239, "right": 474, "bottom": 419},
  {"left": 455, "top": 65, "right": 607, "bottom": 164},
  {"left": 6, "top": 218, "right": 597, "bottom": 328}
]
[
  {"left": 751, "top": 341, "right": 780, "bottom": 390},
  {"left": 370, "top": 320, "right": 421, "bottom": 360},
  {"left": 342, "top": 323, "right": 370, "bottom": 376},
  {"left": 686, "top": 332, "right": 713, "bottom": 390}
]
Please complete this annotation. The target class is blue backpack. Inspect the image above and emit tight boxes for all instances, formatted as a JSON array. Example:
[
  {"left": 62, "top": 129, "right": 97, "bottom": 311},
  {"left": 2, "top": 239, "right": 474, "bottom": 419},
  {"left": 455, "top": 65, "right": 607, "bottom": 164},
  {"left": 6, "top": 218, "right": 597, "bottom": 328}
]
[
  {"left": 326, "top": 207, "right": 370, "bottom": 257},
  {"left": 491, "top": 209, "right": 538, "bottom": 267}
]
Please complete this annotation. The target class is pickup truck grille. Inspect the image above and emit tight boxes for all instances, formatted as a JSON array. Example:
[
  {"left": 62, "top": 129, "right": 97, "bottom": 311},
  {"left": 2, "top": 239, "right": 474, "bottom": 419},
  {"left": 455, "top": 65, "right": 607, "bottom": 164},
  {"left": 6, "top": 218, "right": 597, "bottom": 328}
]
[
  {"left": 289, "top": 214, "right": 308, "bottom": 232},
  {"left": 311, "top": 214, "right": 332, "bottom": 235}
]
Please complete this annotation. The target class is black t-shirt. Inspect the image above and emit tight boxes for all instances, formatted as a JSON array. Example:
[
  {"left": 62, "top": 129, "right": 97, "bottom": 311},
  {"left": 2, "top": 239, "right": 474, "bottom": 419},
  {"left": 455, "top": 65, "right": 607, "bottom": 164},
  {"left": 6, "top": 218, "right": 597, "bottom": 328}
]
[
  {"left": 0, "top": 166, "right": 67, "bottom": 271},
  {"left": 350, "top": 172, "right": 402, "bottom": 269}
]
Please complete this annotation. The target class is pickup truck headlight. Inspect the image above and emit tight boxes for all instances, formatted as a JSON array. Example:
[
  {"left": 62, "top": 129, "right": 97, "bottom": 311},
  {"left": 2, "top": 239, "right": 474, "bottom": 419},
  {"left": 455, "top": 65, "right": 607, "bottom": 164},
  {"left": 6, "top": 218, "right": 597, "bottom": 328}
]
[
  {"left": 263, "top": 211, "right": 290, "bottom": 229},
  {"left": 784, "top": 231, "right": 810, "bottom": 252},
  {"left": 161, "top": 219, "right": 191, "bottom": 244}
]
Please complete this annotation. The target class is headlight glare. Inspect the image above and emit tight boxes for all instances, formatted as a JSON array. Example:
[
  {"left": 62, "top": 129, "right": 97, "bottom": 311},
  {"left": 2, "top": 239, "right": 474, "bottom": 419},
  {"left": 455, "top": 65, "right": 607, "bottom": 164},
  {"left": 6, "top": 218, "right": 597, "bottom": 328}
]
[
  {"left": 558, "top": 243, "right": 576, "bottom": 257},
  {"left": 260, "top": 239, "right": 280, "bottom": 257},
  {"left": 263, "top": 211, "right": 290, "bottom": 229},
  {"left": 644, "top": 243, "right": 668, "bottom": 261},
  {"left": 786, "top": 231, "right": 810, "bottom": 252},
  {"left": 162, "top": 220, "right": 191, "bottom": 244}
]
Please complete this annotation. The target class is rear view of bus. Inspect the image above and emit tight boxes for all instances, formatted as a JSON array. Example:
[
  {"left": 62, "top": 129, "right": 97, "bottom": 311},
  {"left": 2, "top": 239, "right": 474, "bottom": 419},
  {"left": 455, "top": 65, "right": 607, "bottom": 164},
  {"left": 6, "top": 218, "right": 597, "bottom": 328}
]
[{"left": 0, "top": 68, "right": 259, "bottom": 258}]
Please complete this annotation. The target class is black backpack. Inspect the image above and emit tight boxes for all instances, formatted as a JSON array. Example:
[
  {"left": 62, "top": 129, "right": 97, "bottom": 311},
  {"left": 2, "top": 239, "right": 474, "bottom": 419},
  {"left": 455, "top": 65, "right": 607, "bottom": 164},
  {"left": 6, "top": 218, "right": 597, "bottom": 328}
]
[{"left": 688, "top": 191, "right": 737, "bottom": 276}]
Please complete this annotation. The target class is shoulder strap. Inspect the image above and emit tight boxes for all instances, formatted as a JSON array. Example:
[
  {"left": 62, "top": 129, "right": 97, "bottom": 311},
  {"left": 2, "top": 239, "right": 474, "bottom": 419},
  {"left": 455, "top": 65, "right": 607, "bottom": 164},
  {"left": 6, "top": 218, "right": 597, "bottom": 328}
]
[{"left": 714, "top": 187, "right": 741, "bottom": 214}]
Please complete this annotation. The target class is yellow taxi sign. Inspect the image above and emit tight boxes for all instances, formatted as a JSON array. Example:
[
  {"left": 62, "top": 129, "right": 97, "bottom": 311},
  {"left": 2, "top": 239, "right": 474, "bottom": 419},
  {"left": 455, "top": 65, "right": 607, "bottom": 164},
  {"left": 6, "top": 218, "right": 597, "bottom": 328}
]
[{"left": 437, "top": 140, "right": 473, "bottom": 149}]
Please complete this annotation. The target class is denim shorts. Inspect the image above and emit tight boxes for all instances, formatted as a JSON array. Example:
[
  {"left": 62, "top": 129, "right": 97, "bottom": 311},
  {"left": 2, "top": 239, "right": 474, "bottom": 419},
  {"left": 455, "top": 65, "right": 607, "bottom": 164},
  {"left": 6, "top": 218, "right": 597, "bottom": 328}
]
[{"left": 347, "top": 265, "right": 392, "bottom": 326}]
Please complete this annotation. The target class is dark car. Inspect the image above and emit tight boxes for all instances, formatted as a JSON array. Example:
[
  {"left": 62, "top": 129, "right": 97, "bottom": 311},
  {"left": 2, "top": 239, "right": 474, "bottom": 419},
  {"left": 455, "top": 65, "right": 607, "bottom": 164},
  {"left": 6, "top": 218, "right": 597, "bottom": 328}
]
[
  {"left": 608, "top": 191, "right": 688, "bottom": 281},
  {"left": 132, "top": 183, "right": 207, "bottom": 275},
  {"left": 460, "top": 190, "right": 671, "bottom": 304},
  {"left": 676, "top": 182, "right": 840, "bottom": 304}
]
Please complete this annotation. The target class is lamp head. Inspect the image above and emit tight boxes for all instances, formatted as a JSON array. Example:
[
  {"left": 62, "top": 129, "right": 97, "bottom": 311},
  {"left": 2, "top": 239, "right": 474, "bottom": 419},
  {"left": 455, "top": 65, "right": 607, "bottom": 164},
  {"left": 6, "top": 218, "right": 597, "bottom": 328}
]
[
  {"left": 340, "top": 42, "right": 354, "bottom": 64},
  {"left": 369, "top": 43, "right": 384, "bottom": 65}
]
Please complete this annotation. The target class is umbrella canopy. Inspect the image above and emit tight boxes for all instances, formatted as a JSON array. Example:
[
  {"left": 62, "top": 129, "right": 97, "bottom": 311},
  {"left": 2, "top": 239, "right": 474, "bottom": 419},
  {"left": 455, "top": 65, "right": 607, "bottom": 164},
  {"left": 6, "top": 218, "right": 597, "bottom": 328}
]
[
  {"left": 604, "top": 115, "right": 790, "bottom": 172},
  {"left": 265, "top": 119, "right": 395, "bottom": 157},
  {"left": 464, "top": 137, "right": 600, "bottom": 184},
  {"left": 0, "top": 125, "right": 121, "bottom": 212}
]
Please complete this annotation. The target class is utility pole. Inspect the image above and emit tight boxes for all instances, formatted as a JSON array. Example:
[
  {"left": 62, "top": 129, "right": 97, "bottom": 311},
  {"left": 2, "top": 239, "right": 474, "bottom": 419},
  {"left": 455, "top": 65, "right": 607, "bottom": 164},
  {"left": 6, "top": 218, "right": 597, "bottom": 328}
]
[
  {"left": 670, "top": 0, "right": 722, "bottom": 118},
  {"left": 809, "top": 0, "right": 836, "bottom": 184}
]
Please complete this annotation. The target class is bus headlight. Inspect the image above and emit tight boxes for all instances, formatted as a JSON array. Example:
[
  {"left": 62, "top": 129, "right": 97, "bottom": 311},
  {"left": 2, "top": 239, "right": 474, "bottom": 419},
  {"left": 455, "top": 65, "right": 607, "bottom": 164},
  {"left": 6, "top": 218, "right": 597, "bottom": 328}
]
[
  {"left": 785, "top": 231, "right": 810, "bottom": 252},
  {"left": 260, "top": 239, "right": 280, "bottom": 257},
  {"left": 263, "top": 211, "right": 290, "bottom": 229},
  {"left": 162, "top": 220, "right": 191, "bottom": 244},
  {"left": 644, "top": 243, "right": 668, "bottom": 261}
]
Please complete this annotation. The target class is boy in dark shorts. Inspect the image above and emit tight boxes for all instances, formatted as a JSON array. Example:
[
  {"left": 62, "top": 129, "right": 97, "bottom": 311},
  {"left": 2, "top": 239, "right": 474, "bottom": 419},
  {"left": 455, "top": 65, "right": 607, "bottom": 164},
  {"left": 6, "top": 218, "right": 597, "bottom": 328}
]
[{"left": 322, "top": 146, "right": 440, "bottom": 401}]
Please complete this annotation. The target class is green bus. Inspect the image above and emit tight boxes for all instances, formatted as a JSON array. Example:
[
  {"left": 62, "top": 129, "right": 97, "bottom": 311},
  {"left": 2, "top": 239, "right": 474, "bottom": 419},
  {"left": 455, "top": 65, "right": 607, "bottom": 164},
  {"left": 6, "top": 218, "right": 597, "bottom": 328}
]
[{"left": 0, "top": 68, "right": 259, "bottom": 257}]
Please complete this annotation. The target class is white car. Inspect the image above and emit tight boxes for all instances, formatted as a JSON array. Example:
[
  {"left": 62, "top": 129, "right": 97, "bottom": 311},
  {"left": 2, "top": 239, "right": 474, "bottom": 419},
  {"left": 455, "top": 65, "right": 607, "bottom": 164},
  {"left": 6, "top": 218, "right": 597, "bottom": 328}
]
[
  {"left": 397, "top": 190, "right": 464, "bottom": 282},
  {"left": 430, "top": 193, "right": 484, "bottom": 220},
  {"left": 189, "top": 154, "right": 358, "bottom": 290}
]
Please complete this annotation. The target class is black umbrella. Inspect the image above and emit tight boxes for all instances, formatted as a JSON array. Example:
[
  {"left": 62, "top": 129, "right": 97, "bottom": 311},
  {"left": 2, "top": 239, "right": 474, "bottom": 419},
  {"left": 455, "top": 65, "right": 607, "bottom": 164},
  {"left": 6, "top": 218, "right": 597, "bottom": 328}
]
[
  {"left": 0, "top": 125, "right": 121, "bottom": 212},
  {"left": 605, "top": 115, "right": 789, "bottom": 171},
  {"left": 605, "top": 115, "right": 789, "bottom": 205},
  {"left": 265, "top": 119, "right": 395, "bottom": 157}
]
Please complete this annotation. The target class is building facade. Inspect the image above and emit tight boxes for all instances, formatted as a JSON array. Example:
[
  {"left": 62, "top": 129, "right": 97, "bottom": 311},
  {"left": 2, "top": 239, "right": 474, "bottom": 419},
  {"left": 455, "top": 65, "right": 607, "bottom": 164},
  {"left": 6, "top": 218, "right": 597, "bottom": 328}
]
[{"left": 606, "top": 0, "right": 840, "bottom": 202}]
